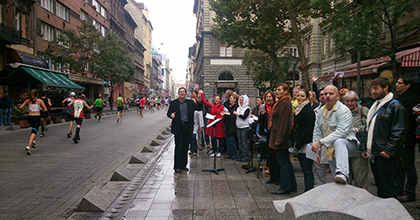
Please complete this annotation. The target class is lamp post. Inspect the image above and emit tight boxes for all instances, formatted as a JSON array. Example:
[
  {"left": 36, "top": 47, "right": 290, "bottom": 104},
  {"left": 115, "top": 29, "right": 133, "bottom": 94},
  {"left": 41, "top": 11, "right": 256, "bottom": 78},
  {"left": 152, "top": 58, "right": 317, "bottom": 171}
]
[{"left": 289, "top": 55, "right": 300, "bottom": 88}]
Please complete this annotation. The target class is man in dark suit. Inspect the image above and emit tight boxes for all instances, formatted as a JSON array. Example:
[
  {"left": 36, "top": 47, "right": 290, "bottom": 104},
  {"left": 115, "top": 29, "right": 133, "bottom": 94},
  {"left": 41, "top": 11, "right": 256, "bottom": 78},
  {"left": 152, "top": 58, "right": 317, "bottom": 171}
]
[{"left": 167, "top": 87, "right": 202, "bottom": 173}]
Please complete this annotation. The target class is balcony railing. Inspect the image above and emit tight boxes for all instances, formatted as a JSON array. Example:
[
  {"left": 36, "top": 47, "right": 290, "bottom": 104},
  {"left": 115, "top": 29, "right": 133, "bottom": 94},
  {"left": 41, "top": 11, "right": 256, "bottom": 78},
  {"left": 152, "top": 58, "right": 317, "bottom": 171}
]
[{"left": 0, "top": 23, "right": 22, "bottom": 44}]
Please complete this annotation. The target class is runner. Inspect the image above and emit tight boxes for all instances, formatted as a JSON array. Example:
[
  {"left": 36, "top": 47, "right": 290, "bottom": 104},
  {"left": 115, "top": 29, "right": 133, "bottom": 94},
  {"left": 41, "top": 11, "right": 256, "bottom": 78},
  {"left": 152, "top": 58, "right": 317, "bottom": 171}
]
[
  {"left": 135, "top": 97, "right": 140, "bottom": 114},
  {"left": 146, "top": 98, "right": 150, "bottom": 111},
  {"left": 94, "top": 94, "right": 105, "bottom": 122},
  {"left": 160, "top": 97, "right": 165, "bottom": 110},
  {"left": 19, "top": 90, "right": 48, "bottom": 155},
  {"left": 139, "top": 96, "right": 146, "bottom": 117},
  {"left": 157, "top": 97, "right": 162, "bottom": 111},
  {"left": 116, "top": 93, "right": 124, "bottom": 122},
  {"left": 151, "top": 98, "right": 156, "bottom": 112},
  {"left": 62, "top": 92, "right": 76, "bottom": 138},
  {"left": 165, "top": 97, "right": 169, "bottom": 110},
  {"left": 40, "top": 93, "right": 52, "bottom": 137},
  {"left": 67, "top": 92, "right": 94, "bottom": 144}
]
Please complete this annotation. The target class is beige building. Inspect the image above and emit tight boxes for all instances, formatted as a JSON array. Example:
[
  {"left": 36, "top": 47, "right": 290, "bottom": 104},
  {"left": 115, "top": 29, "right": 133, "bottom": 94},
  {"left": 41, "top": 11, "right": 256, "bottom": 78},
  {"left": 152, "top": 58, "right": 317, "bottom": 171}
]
[{"left": 125, "top": 0, "right": 152, "bottom": 89}]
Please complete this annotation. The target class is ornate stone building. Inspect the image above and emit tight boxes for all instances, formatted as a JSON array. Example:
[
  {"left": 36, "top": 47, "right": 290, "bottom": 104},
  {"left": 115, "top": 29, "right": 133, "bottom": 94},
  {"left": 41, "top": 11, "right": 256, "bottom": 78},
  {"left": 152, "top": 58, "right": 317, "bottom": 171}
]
[{"left": 192, "top": 0, "right": 258, "bottom": 102}]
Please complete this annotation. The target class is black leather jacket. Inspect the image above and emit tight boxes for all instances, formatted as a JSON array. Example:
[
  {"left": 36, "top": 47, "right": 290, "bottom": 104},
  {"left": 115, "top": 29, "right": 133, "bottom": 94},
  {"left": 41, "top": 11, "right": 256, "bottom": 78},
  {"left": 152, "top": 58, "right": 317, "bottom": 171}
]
[{"left": 360, "top": 99, "right": 407, "bottom": 157}]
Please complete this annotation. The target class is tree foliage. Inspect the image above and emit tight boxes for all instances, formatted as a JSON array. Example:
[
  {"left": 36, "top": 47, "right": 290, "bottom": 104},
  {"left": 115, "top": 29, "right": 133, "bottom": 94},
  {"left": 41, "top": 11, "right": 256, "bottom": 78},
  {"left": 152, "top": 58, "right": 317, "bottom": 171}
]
[
  {"left": 210, "top": 0, "right": 291, "bottom": 84},
  {"left": 46, "top": 22, "right": 135, "bottom": 94},
  {"left": 46, "top": 22, "right": 101, "bottom": 76},
  {"left": 243, "top": 49, "right": 290, "bottom": 90},
  {"left": 312, "top": 0, "right": 420, "bottom": 80}
]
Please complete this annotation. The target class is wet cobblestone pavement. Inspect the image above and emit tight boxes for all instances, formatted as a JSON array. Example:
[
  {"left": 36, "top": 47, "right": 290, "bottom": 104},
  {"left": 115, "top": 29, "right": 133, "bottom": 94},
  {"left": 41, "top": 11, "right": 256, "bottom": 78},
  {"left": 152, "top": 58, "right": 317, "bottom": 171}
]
[
  {"left": 122, "top": 139, "right": 420, "bottom": 220},
  {"left": 122, "top": 141, "right": 320, "bottom": 220}
]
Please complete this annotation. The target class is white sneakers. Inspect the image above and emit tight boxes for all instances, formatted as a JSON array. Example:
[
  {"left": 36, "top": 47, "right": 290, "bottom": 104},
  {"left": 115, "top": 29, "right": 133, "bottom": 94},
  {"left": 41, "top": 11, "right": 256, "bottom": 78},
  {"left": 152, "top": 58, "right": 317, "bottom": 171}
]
[
  {"left": 26, "top": 146, "right": 31, "bottom": 155},
  {"left": 211, "top": 152, "right": 222, "bottom": 158},
  {"left": 335, "top": 173, "right": 347, "bottom": 184}
]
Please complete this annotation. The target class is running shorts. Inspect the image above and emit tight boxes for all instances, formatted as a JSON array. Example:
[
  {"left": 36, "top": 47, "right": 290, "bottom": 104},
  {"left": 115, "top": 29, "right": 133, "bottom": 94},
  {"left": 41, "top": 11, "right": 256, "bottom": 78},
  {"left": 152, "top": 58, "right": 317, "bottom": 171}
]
[
  {"left": 27, "top": 115, "right": 41, "bottom": 134},
  {"left": 74, "top": 118, "right": 83, "bottom": 125}
]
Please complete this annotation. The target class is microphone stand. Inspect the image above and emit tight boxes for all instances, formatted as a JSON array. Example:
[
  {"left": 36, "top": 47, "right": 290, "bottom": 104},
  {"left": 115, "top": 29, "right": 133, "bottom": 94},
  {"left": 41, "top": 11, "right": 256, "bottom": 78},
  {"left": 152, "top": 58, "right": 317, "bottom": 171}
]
[{"left": 202, "top": 119, "right": 225, "bottom": 175}]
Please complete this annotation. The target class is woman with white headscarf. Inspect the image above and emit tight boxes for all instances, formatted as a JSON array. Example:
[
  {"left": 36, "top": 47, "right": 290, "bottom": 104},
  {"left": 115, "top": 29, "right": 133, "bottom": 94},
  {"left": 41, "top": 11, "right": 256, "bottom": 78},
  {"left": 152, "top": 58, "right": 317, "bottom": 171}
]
[{"left": 234, "top": 94, "right": 251, "bottom": 162}]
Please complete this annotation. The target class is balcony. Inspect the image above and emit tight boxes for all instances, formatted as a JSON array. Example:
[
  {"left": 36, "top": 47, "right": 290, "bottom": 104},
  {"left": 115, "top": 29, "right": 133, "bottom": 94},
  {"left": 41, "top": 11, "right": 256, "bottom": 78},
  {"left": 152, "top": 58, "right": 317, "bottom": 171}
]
[{"left": 0, "top": 24, "right": 23, "bottom": 45}]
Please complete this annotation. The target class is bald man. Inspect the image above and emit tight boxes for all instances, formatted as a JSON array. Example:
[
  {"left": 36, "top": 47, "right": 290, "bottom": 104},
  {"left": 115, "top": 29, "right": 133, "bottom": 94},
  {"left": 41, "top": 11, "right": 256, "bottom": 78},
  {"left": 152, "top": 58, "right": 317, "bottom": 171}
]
[{"left": 311, "top": 85, "right": 359, "bottom": 184}]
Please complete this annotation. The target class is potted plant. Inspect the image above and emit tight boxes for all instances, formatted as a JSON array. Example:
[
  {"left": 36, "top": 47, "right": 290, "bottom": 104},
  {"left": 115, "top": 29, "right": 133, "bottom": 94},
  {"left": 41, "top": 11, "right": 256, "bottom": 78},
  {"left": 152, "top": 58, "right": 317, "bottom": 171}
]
[
  {"left": 13, "top": 105, "right": 29, "bottom": 128},
  {"left": 50, "top": 110, "right": 62, "bottom": 124}
]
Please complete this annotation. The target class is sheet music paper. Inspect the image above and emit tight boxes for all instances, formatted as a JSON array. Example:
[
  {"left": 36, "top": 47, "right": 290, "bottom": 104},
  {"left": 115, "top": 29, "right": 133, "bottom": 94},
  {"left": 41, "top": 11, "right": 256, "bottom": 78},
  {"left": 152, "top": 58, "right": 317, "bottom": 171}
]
[
  {"left": 305, "top": 143, "right": 318, "bottom": 161},
  {"left": 206, "top": 118, "right": 222, "bottom": 128}
]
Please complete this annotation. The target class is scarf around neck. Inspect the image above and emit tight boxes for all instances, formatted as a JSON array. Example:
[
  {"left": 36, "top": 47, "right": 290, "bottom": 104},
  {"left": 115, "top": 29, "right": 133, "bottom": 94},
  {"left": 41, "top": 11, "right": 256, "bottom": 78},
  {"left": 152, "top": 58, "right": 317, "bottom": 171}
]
[
  {"left": 366, "top": 92, "right": 394, "bottom": 155},
  {"left": 294, "top": 99, "right": 310, "bottom": 116},
  {"left": 268, "top": 95, "right": 290, "bottom": 130}
]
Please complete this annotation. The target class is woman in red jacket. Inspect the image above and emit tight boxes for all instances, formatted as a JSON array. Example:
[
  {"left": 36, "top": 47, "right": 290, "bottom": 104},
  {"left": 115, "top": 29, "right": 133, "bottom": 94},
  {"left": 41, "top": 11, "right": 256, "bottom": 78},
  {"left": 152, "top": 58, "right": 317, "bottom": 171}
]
[{"left": 200, "top": 91, "right": 226, "bottom": 157}]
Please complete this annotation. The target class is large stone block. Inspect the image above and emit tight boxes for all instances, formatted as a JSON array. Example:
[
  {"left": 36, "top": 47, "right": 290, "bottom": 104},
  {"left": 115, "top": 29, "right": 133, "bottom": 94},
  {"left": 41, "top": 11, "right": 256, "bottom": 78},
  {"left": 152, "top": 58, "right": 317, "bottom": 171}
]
[
  {"left": 129, "top": 152, "right": 149, "bottom": 164},
  {"left": 77, "top": 187, "right": 113, "bottom": 212},
  {"left": 273, "top": 183, "right": 414, "bottom": 220},
  {"left": 110, "top": 167, "right": 134, "bottom": 181}
]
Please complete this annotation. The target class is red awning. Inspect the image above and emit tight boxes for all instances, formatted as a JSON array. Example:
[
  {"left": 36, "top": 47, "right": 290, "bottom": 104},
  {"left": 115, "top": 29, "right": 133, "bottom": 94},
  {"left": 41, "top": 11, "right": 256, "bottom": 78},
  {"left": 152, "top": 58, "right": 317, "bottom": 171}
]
[
  {"left": 320, "top": 46, "right": 420, "bottom": 81},
  {"left": 400, "top": 47, "right": 420, "bottom": 67}
]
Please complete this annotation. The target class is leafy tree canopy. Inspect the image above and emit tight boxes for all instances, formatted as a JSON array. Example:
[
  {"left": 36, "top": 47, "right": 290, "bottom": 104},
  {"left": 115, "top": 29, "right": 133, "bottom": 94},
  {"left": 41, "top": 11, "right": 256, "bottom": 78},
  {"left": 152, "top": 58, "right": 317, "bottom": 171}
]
[
  {"left": 312, "top": 0, "right": 420, "bottom": 78},
  {"left": 210, "top": 0, "right": 291, "bottom": 83},
  {"left": 243, "top": 49, "right": 291, "bottom": 90},
  {"left": 46, "top": 22, "right": 135, "bottom": 94}
]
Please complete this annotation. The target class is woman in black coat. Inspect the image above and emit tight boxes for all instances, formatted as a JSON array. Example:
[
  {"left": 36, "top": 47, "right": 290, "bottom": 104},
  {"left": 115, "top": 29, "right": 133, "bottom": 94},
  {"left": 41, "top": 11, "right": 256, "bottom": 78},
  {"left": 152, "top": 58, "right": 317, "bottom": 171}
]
[
  {"left": 291, "top": 88, "right": 316, "bottom": 192},
  {"left": 223, "top": 93, "right": 239, "bottom": 159}
]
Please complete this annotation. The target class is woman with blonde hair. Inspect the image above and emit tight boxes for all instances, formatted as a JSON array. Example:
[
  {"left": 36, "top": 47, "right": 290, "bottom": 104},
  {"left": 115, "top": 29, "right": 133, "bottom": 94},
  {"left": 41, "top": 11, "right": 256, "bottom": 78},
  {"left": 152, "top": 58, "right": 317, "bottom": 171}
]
[
  {"left": 309, "top": 91, "right": 319, "bottom": 110},
  {"left": 20, "top": 90, "right": 48, "bottom": 155}
]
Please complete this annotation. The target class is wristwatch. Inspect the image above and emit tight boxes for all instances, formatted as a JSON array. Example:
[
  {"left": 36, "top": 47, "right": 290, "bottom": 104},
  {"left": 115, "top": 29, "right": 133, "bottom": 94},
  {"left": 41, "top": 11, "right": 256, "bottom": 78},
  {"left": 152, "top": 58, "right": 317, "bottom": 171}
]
[{"left": 318, "top": 141, "right": 324, "bottom": 147}]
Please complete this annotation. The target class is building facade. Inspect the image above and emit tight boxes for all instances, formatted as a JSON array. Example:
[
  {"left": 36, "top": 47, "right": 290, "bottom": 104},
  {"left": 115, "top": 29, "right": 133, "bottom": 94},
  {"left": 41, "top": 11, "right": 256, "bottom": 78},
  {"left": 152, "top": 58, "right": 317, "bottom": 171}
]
[{"left": 192, "top": 0, "right": 258, "bottom": 103}]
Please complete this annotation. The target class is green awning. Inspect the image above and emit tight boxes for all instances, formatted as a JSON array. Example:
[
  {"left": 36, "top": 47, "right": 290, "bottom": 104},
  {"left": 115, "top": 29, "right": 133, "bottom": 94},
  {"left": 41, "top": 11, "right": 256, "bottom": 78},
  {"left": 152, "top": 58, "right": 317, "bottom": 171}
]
[{"left": 21, "top": 66, "right": 84, "bottom": 91}]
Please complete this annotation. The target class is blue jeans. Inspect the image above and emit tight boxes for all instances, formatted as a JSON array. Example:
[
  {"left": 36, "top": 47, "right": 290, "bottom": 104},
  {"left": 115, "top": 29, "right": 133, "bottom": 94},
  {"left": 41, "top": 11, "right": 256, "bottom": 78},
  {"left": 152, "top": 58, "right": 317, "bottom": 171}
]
[
  {"left": 276, "top": 149, "right": 297, "bottom": 191},
  {"left": 4, "top": 107, "right": 11, "bottom": 124},
  {"left": 237, "top": 127, "right": 250, "bottom": 160},
  {"left": 298, "top": 153, "right": 314, "bottom": 192},
  {"left": 226, "top": 135, "right": 238, "bottom": 158},
  {"left": 0, "top": 109, "right": 3, "bottom": 125},
  {"left": 190, "top": 134, "right": 198, "bottom": 153}
]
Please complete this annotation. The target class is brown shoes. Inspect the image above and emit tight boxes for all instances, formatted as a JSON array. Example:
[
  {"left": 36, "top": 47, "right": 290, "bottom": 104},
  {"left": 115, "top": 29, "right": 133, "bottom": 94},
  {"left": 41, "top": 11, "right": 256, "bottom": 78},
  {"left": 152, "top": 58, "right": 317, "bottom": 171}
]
[{"left": 398, "top": 195, "right": 416, "bottom": 203}]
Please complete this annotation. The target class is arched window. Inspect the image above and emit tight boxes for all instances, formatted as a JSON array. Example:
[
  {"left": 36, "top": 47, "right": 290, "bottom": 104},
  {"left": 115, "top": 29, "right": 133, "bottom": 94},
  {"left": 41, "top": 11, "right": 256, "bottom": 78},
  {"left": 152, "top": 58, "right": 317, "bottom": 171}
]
[{"left": 218, "top": 72, "right": 234, "bottom": 80}]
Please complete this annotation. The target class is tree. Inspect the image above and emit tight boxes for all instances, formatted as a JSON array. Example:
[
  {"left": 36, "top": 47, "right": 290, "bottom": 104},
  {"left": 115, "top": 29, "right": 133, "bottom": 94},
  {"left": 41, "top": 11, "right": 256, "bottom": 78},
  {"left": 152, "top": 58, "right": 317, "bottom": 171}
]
[
  {"left": 210, "top": 0, "right": 291, "bottom": 83},
  {"left": 93, "top": 32, "right": 135, "bottom": 98},
  {"left": 283, "top": 0, "right": 313, "bottom": 89},
  {"left": 243, "top": 49, "right": 290, "bottom": 90},
  {"left": 313, "top": 0, "right": 420, "bottom": 81},
  {"left": 46, "top": 22, "right": 135, "bottom": 97},
  {"left": 46, "top": 22, "right": 101, "bottom": 76}
]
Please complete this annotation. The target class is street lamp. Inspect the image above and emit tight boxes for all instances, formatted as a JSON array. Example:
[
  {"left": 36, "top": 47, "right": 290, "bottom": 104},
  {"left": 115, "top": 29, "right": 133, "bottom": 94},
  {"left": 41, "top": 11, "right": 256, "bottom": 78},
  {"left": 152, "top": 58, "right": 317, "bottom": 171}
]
[{"left": 289, "top": 55, "right": 300, "bottom": 88}]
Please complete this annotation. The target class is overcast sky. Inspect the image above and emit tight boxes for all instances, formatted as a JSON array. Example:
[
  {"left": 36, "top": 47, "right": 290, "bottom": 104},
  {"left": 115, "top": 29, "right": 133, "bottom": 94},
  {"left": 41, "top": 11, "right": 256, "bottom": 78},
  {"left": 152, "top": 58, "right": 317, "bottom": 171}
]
[{"left": 134, "top": 0, "right": 197, "bottom": 83}]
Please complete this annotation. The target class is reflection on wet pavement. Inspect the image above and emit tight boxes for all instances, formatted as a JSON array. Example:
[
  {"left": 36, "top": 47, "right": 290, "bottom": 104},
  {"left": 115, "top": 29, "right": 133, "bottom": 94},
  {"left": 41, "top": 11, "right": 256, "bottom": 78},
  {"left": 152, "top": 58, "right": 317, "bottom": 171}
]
[{"left": 122, "top": 140, "right": 310, "bottom": 220}]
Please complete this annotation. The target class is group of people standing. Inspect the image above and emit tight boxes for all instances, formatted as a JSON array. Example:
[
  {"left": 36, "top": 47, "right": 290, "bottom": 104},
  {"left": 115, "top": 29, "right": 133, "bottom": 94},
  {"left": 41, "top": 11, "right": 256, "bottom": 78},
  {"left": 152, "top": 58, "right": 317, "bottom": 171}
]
[{"left": 167, "top": 75, "right": 420, "bottom": 201}]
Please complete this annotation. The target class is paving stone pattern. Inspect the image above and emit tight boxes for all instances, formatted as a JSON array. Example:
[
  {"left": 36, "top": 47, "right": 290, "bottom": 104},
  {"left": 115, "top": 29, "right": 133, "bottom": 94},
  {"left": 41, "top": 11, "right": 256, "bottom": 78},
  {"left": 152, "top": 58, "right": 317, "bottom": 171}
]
[
  {"left": 122, "top": 141, "right": 420, "bottom": 220},
  {"left": 0, "top": 109, "right": 170, "bottom": 220}
]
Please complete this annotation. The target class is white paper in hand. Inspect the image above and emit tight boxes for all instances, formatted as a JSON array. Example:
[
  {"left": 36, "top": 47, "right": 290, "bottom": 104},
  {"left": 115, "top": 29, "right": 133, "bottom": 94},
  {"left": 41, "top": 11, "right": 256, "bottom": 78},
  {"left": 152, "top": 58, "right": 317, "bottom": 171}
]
[
  {"left": 305, "top": 143, "right": 318, "bottom": 161},
  {"left": 205, "top": 113, "right": 215, "bottom": 120},
  {"left": 207, "top": 118, "right": 222, "bottom": 128}
]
